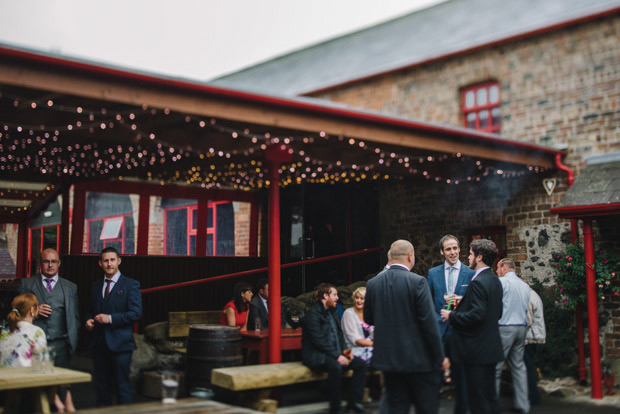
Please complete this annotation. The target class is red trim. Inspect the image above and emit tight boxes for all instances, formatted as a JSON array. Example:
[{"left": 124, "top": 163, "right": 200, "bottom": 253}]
[
  {"left": 303, "top": 7, "right": 620, "bottom": 96},
  {"left": 549, "top": 203, "right": 620, "bottom": 218},
  {"left": 137, "top": 195, "right": 150, "bottom": 255},
  {"left": 461, "top": 82, "right": 501, "bottom": 134},
  {"left": 27, "top": 224, "right": 60, "bottom": 277},
  {"left": 141, "top": 246, "right": 384, "bottom": 295},
  {"left": 0, "top": 46, "right": 562, "bottom": 158}
]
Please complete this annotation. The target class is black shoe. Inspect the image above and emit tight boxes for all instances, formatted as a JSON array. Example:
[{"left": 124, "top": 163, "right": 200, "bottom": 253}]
[{"left": 346, "top": 403, "right": 366, "bottom": 413}]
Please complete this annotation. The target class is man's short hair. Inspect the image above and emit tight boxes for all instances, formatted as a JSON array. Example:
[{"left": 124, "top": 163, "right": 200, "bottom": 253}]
[
  {"left": 100, "top": 246, "right": 120, "bottom": 259},
  {"left": 498, "top": 258, "right": 516, "bottom": 271},
  {"left": 256, "top": 278, "right": 268, "bottom": 292},
  {"left": 315, "top": 283, "right": 336, "bottom": 302},
  {"left": 439, "top": 234, "right": 459, "bottom": 252},
  {"left": 470, "top": 239, "right": 498, "bottom": 267},
  {"left": 389, "top": 240, "right": 413, "bottom": 257}
]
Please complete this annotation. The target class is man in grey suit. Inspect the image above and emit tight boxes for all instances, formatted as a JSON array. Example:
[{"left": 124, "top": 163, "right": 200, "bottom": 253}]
[
  {"left": 365, "top": 240, "right": 449, "bottom": 414},
  {"left": 18, "top": 248, "right": 79, "bottom": 412}
]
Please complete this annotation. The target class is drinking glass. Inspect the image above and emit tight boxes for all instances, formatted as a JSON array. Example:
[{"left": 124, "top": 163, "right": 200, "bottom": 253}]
[
  {"left": 254, "top": 318, "right": 261, "bottom": 332},
  {"left": 45, "top": 346, "right": 56, "bottom": 373},
  {"left": 162, "top": 371, "right": 180, "bottom": 404},
  {"left": 290, "top": 315, "right": 300, "bottom": 329}
]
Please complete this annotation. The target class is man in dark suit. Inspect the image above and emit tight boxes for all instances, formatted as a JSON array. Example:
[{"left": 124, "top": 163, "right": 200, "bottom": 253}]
[
  {"left": 85, "top": 247, "right": 142, "bottom": 407},
  {"left": 441, "top": 239, "right": 504, "bottom": 414},
  {"left": 247, "top": 279, "right": 268, "bottom": 331},
  {"left": 365, "top": 239, "right": 449, "bottom": 414},
  {"left": 18, "top": 248, "right": 80, "bottom": 412},
  {"left": 302, "top": 283, "right": 367, "bottom": 414},
  {"left": 428, "top": 235, "right": 474, "bottom": 414}
]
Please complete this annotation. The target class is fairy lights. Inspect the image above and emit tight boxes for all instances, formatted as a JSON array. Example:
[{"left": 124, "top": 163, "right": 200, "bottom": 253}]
[{"left": 0, "top": 87, "right": 544, "bottom": 210}]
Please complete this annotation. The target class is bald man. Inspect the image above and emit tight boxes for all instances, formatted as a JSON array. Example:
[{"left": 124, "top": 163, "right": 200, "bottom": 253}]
[{"left": 365, "top": 240, "right": 448, "bottom": 414}]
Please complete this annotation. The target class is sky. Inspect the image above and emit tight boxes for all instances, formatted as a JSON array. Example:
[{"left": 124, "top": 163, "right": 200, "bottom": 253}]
[{"left": 0, "top": 0, "right": 442, "bottom": 82}]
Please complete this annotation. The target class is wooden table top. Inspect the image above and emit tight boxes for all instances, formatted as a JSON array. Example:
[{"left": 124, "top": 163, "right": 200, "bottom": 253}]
[
  {"left": 78, "top": 398, "right": 263, "bottom": 413},
  {"left": 0, "top": 366, "right": 91, "bottom": 391},
  {"left": 240, "top": 328, "right": 302, "bottom": 339}
]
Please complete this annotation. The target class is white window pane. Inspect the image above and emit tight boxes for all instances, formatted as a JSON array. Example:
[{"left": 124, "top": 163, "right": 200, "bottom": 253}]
[
  {"left": 465, "top": 91, "right": 475, "bottom": 108},
  {"left": 477, "top": 88, "right": 487, "bottom": 105},
  {"left": 479, "top": 110, "right": 489, "bottom": 128},
  {"left": 489, "top": 85, "right": 499, "bottom": 103},
  {"left": 491, "top": 107, "right": 501, "bottom": 126},
  {"left": 466, "top": 112, "right": 476, "bottom": 128},
  {"left": 100, "top": 217, "right": 123, "bottom": 240}
]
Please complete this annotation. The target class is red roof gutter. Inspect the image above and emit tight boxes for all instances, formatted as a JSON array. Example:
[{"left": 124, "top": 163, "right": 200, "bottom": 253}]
[
  {"left": 303, "top": 7, "right": 620, "bottom": 97},
  {"left": 550, "top": 203, "right": 620, "bottom": 218},
  {"left": 0, "top": 45, "right": 562, "bottom": 158}
]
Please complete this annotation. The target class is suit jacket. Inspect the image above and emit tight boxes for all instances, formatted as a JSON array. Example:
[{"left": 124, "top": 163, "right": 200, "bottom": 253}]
[
  {"left": 247, "top": 294, "right": 268, "bottom": 330},
  {"left": 18, "top": 276, "right": 80, "bottom": 353},
  {"left": 85, "top": 274, "right": 142, "bottom": 353},
  {"left": 427, "top": 262, "right": 474, "bottom": 338},
  {"left": 364, "top": 265, "right": 444, "bottom": 373},
  {"left": 301, "top": 301, "right": 345, "bottom": 368},
  {"left": 448, "top": 268, "right": 504, "bottom": 365}
]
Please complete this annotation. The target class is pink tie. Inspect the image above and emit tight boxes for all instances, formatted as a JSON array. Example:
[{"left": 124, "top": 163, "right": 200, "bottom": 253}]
[{"left": 44, "top": 278, "right": 53, "bottom": 293}]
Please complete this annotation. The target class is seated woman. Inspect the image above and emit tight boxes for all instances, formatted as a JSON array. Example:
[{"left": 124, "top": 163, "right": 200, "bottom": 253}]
[
  {"left": 0, "top": 293, "right": 47, "bottom": 367},
  {"left": 220, "top": 282, "right": 253, "bottom": 331},
  {"left": 341, "top": 287, "right": 373, "bottom": 363}
]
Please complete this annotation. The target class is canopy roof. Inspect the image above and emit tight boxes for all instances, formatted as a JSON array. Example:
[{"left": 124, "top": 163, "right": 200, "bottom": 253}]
[
  {"left": 0, "top": 44, "right": 561, "bottom": 221},
  {"left": 550, "top": 153, "right": 620, "bottom": 218}
]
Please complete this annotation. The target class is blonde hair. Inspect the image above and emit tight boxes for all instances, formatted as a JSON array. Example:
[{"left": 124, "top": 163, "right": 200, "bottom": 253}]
[
  {"left": 7, "top": 293, "right": 38, "bottom": 333},
  {"left": 352, "top": 287, "right": 366, "bottom": 300}
]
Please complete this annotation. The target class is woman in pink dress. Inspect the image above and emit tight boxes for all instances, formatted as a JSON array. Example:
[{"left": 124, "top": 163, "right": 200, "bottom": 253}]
[{"left": 220, "top": 282, "right": 253, "bottom": 331}]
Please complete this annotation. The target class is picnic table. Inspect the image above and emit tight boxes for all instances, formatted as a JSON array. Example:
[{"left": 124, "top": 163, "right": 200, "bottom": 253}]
[
  {"left": 0, "top": 366, "right": 91, "bottom": 414},
  {"left": 78, "top": 397, "right": 263, "bottom": 413}
]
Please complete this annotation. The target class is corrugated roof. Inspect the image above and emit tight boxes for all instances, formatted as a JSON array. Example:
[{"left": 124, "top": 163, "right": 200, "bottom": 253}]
[{"left": 211, "top": 0, "right": 620, "bottom": 96}]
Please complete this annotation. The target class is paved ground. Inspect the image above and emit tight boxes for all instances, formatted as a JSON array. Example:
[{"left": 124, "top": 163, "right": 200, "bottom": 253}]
[{"left": 68, "top": 352, "right": 620, "bottom": 413}]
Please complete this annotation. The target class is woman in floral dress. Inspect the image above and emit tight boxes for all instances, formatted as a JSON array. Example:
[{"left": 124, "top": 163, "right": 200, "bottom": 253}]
[{"left": 0, "top": 293, "right": 47, "bottom": 367}]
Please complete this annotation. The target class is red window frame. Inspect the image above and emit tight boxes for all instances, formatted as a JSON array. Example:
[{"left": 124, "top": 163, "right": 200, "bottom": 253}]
[
  {"left": 87, "top": 213, "right": 133, "bottom": 254},
  {"left": 163, "top": 201, "right": 229, "bottom": 256},
  {"left": 27, "top": 225, "right": 60, "bottom": 277},
  {"left": 468, "top": 226, "right": 507, "bottom": 267},
  {"left": 461, "top": 81, "right": 501, "bottom": 134}
]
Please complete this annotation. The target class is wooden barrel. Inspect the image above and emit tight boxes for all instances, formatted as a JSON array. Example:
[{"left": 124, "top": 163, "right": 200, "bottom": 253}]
[{"left": 185, "top": 324, "right": 242, "bottom": 389}]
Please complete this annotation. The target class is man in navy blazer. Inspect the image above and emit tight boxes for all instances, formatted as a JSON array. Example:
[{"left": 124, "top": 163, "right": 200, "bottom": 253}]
[
  {"left": 85, "top": 247, "right": 142, "bottom": 407},
  {"left": 441, "top": 239, "right": 504, "bottom": 414},
  {"left": 428, "top": 235, "right": 474, "bottom": 414}
]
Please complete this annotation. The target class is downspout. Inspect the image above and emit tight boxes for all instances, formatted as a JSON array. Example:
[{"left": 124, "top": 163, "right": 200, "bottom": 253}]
[{"left": 554, "top": 153, "right": 586, "bottom": 383}]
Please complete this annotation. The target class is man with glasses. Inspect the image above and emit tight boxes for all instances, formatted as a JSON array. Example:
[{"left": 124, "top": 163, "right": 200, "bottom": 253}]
[{"left": 18, "top": 248, "right": 80, "bottom": 412}]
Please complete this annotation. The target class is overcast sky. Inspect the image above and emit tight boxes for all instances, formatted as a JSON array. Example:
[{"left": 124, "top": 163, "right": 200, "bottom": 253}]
[{"left": 0, "top": 0, "right": 442, "bottom": 82}]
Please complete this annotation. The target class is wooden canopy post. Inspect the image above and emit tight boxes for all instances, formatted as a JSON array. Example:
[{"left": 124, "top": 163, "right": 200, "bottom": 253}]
[
  {"left": 265, "top": 145, "right": 291, "bottom": 364},
  {"left": 583, "top": 218, "right": 602, "bottom": 398}
]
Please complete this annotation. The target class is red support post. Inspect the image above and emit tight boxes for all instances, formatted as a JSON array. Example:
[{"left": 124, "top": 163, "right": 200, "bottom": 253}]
[
  {"left": 70, "top": 185, "right": 86, "bottom": 254},
  {"left": 137, "top": 195, "right": 150, "bottom": 255},
  {"left": 16, "top": 221, "right": 29, "bottom": 278},
  {"left": 265, "top": 145, "right": 291, "bottom": 364},
  {"left": 60, "top": 186, "right": 71, "bottom": 256},
  {"left": 583, "top": 219, "right": 602, "bottom": 399},
  {"left": 195, "top": 200, "right": 208, "bottom": 257}
]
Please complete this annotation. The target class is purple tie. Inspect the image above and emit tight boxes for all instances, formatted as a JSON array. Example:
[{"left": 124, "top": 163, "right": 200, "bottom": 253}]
[
  {"left": 104, "top": 279, "right": 112, "bottom": 298},
  {"left": 44, "top": 278, "right": 53, "bottom": 293}
]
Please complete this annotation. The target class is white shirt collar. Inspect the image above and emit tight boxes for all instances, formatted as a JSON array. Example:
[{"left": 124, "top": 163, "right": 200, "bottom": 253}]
[
  {"left": 105, "top": 271, "right": 121, "bottom": 284},
  {"left": 41, "top": 274, "right": 58, "bottom": 283},
  {"left": 390, "top": 263, "right": 410, "bottom": 271},
  {"left": 444, "top": 260, "right": 461, "bottom": 271},
  {"left": 472, "top": 266, "right": 490, "bottom": 280}
]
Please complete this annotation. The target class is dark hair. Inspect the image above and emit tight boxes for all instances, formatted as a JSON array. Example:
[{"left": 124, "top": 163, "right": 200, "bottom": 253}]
[
  {"left": 470, "top": 239, "right": 498, "bottom": 267},
  {"left": 439, "top": 234, "right": 459, "bottom": 252},
  {"left": 314, "top": 283, "right": 336, "bottom": 302},
  {"left": 256, "top": 278, "right": 268, "bottom": 293},
  {"left": 7, "top": 293, "right": 38, "bottom": 333},
  {"left": 233, "top": 282, "right": 253, "bottom": 312},
  {"left": 100, "top": 246, "right": 120, "bottom": 260}
]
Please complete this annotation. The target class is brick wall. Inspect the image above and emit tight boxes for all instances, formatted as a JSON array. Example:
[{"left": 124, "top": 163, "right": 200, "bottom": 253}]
[{"left": 317, "top": 15, "right": 620, "bottom": 370}]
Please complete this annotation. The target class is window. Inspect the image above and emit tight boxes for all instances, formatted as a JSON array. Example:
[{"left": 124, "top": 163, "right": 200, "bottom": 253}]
[
  {"left": 468, "top": 227, "right": 507, "bottom": 266},
  {"left": 163, "top": 201, "right": 234, "bottom": 256},
  {"left": 87, "top": 214, "right": 135, "bottom": 254},
  {"left": 462, "top": 82, "right": 501, "bottom": 133}
]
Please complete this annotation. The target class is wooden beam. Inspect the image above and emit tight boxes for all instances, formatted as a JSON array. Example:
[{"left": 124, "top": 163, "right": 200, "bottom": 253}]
[{"left": 0, "top": 61, "right": 554, "bottom": 168}]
